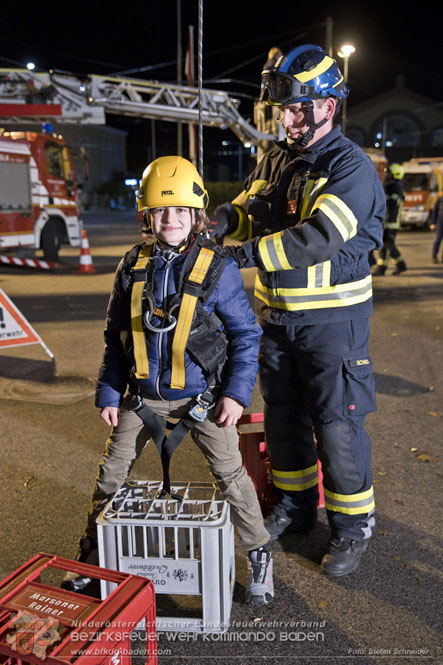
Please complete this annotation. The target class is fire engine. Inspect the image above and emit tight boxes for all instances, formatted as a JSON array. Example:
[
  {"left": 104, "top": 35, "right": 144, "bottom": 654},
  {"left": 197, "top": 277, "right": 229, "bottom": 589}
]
[
  {"left": 0, "top": 130, "right": 82, "bottom": 264},
  {"left": 401, "top": 157, "right": 443, "bottom": 229},
  {"left": 0, "top": 67, "right": 274, "bottom": 267}
]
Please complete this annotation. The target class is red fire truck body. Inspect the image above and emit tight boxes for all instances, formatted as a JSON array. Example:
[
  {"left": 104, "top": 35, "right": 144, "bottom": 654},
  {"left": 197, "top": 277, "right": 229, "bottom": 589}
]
[{"left": 0, "top": 131, "right": 82, "bottom": 263}]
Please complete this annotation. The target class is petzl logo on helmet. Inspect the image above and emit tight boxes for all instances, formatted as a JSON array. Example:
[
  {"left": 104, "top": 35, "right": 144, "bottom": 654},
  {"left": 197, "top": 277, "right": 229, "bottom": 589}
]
[{"left": 161, "top": 190, "right": 174, "bottom": 196}]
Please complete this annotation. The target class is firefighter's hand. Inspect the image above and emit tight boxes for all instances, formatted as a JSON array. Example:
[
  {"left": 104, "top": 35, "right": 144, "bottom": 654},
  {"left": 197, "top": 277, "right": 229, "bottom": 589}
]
[
  {"left": 208, "top": 203, "right": 233, "bottom": 245},
  {"left": 214, "top": 396, "right": 243, "bottom": 427},
  {"left": 100, "top": 406, "right": 119, "bottom": 427}
]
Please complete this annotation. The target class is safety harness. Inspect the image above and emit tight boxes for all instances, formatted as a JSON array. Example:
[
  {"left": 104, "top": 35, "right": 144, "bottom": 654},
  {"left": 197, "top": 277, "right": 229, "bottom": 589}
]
[{"left": 125, "top": 235, "right": 227, "bottom": 498}]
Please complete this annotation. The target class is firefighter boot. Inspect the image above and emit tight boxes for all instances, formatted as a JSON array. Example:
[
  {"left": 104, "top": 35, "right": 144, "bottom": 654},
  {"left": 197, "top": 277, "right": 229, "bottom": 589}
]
[
  {"left": 265, "top": 511, "right": 317, "bottom": 541},
  {"left": 321, "top": 535, "right": 369, "bottom": 577},
  {"left": 246, "top": 545, "right": 274, "bottom": 606},
  {"left": 61, "top": 536, "right": 99, "bottom": 592},
  {"left": 392, "top": 260, "right": 407, "bottom": 275},
  {"left": 373, "top": 264, "right": 386, "bottom": 276}
]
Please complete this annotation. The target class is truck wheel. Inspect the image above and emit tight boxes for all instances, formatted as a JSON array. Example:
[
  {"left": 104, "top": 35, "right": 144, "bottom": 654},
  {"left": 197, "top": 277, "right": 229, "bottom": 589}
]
[{"left": 41, "top": 219, "right": 61, "bottom": 263}]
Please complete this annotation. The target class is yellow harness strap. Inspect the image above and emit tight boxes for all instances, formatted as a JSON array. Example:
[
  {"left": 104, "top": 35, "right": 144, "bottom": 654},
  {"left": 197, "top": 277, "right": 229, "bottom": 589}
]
[
  {"left": 170, "top": 246, "right": 215, "bottom": 389},
  {"left": 131, "top": 244, "right": 153, "bottom": 379}
]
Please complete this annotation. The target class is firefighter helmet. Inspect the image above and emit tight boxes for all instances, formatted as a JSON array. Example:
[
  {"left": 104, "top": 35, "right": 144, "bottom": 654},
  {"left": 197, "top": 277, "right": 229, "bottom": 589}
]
[
  {"left": 137, "top": 156, "right": 208, "bottom": 212},
  {"left": 260, "top": 44, "right": 349, "bottom": 106},
  {"left": 388, "top": 163, "right": 404, "bottom": 180}
]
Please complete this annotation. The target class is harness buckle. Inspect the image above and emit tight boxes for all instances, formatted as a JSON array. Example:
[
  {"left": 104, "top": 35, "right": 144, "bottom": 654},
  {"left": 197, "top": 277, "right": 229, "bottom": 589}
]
[
  {"left": 188, "top": 394, "right": 213, "bottom": 422},
  {"left": 125, "top": 393, "right": 145, "bottom": 412}
]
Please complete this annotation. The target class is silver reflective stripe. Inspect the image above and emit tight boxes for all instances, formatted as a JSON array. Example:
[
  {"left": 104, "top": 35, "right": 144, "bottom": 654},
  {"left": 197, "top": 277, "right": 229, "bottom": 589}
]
[
  {"left": 257, "top": 281, "right": 372, "bottom": 305},
  {"left": 264, "top": 236, "right": 286, "bottom": 271},
  {"left": 272, "top": 469, "right": 318, "bottom": 485},
  {"left": 314, "top": 264, "right": 323, "bottom": 288},
  {"left": 325, "top": 495, "right": 373, "bottom": 510}
]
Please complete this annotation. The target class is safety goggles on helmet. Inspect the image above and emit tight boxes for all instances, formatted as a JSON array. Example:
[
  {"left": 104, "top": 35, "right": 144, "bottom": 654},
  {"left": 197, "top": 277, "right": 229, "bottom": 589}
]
[{"left": 260, "top": 71, "right": 319, "bottom": 105}]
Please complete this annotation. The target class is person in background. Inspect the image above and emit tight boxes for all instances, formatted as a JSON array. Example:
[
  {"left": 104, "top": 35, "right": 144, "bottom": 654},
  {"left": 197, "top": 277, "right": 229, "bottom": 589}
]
[
  {"left": 373, "top": 163, "right": 407, "bottom": 276},
  {"left": 430, "top": 195, "right": 443, "bottom": 263}
]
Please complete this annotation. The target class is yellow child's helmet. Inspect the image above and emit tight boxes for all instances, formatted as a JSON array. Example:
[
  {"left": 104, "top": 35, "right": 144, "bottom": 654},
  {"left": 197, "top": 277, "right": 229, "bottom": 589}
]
[
  {"left": 137, "top": 156, "right": 208, "bottom": 212},
  {"left": 388, "top": 163, "right": 404, "bottom": 180}
]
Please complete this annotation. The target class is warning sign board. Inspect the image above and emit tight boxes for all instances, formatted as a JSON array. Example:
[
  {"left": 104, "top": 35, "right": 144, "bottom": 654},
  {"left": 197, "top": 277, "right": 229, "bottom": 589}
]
[{"left": 0, "top": 287, "right": 53, "bottom": 358}]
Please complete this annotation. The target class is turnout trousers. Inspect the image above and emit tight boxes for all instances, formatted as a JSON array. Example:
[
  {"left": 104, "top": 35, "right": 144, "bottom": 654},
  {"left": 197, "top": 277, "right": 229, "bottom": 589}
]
[
  {"left": 259, "top": 318, "right": 376, "bottom": 540},
  {"left": 379, "top": 228, "right": 402, "bottom": 265},
  {"left": 86, "top": 396, "right": 270, "bottom": 552}
]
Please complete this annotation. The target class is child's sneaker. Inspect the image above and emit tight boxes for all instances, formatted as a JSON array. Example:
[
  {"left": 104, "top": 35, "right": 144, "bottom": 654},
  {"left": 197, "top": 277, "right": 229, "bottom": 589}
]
[
  {"left": 61, "top": 536, "right": 98, "bottom": 592},
  {"left": 246, "top": 545, "right": 274, "bottom": 606}
]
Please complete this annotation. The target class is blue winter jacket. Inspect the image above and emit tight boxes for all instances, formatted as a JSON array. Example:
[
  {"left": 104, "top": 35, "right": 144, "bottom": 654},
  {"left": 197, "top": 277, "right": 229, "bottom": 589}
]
[{"left": 96, "top": 237, "right": 262, "bottom": 408}]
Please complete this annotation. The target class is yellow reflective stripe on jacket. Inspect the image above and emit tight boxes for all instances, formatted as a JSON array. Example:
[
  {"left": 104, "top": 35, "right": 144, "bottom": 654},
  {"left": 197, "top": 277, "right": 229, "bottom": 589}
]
[
  {"left": 231, "top": 180, "right": 267, "bottom": 240},
  {"left": 295, "top": 55, "right": 334, "bottom": 83},
  {"left": 324, "top": 486, "right": 375, "bottom": 515},
  {"left": 131, "top": 244, "right": 154, "bottom": 379},
  {"left": 258, "top": 231, "right": 293, "bottom": 271},
  {"left": 300, "top": 177, "right": 328, "bottom": 219},
  {"left": 229, "top": 205, "right": 250, "bottom": 241},
  {"left": 312, "top": 193, "right": 358, "bottom": 241},
  {"left": 170, "top": 246, "right": 215, "bottom": 389},
  {"left": 254, "top": 274, "right": 372, "bottom": 311},
  {"left": 232, "top": 179, "right": 267, "bottom": 208},
  {"left": 272, "top": 464, "right": 318, "bottom": 491}
]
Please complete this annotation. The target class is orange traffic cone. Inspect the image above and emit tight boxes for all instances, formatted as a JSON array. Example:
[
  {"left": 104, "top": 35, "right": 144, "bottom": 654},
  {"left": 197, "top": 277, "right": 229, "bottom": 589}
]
[{"left": 78, "top": 229, "right": 96, "bottom": 274}]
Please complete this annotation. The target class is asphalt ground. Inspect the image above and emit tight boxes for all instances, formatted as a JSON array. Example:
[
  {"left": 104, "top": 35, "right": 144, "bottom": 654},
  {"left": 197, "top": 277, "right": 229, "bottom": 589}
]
[{"left": 0, "top": 212, "right": 442, "bottom": 665}]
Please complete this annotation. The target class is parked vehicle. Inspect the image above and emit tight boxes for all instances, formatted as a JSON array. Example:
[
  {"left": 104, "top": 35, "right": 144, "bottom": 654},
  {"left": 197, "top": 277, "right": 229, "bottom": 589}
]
[
  {"left": 401, "top": 157, "right": 443, "bottom": 229},
  {"left": 0, "top": 131, "right": 82, "bottom": 263}
]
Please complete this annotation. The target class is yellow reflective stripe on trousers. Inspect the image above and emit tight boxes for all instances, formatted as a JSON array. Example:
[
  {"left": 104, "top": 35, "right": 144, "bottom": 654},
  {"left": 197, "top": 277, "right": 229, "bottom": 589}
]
[
  {"left": 324, "top": 486, "right": 375, "bottom": 515},
  {"left": 258, "top": 231, "right": 293, "bottom": 271},
  {"left": 272, "top": 464, "right": 318, "bottom": 491},
  {"left": 254, "top": 274, "right": 372, "bottom": 310},
  {"left": 170, "top": 246, "right": 215, "bottom": 389},
  {"left": 131, "top": 244, "right": 153, "bottom": 379},
  {"left": 312, "top": 193, "right": 358, "bottom": 241}
]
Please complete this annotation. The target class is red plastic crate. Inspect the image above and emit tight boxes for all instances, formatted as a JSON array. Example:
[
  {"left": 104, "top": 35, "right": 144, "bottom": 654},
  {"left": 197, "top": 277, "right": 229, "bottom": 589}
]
[
  {"left": 237, "top": 413, "right": 325, "bottom": 513},
  {"left": 0, "top": 553, "right": 157, "bottom": 665}
]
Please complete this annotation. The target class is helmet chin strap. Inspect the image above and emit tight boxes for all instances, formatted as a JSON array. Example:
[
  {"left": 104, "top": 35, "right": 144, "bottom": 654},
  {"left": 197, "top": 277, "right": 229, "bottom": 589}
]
[{"left": 287, "top": 100, "right": 330, "bottom": 149}]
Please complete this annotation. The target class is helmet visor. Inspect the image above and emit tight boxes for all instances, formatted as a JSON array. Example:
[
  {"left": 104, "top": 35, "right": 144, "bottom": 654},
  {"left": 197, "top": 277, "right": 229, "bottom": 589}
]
[{"left": 260, "top": 71, "right": 318, "bottom": 105}]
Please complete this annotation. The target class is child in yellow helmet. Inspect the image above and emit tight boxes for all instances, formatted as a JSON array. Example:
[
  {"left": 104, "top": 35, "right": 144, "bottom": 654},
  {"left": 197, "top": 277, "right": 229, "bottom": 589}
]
[{"left": 65, "top": 156, "right": 274, "bottom": 608}]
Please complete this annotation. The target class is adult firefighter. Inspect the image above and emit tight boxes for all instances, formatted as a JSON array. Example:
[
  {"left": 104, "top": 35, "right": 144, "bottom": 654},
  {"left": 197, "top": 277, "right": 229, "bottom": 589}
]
[
  {"left": 373, "top": 163, "right": 407, "bottom": 275},
  {"left": 211, "top": 44, "right": 386, "bottom": 576}
]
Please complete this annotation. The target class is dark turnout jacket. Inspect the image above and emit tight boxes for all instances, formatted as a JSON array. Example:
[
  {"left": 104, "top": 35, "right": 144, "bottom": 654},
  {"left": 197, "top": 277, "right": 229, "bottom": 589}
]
[{"left": 228, "top": 126, "right": 386, "bottom": 325}]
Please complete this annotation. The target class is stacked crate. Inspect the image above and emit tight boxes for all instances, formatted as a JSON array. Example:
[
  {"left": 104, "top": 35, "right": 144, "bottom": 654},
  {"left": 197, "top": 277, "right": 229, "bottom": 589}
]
[{"left": 97, "top": 481, "right": 234, "bottom": 634}]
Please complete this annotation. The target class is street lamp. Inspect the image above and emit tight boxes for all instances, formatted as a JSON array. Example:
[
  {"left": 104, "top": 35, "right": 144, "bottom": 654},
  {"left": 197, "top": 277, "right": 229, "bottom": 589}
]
[{"left": 337, "top": 44, "right": 355, "bottom": 136}]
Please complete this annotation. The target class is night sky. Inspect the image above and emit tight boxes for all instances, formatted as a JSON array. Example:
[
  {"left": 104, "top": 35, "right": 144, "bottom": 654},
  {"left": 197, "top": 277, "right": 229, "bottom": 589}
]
[{"left": 1, "top": 0, "right": 441, "bottom": 174}]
